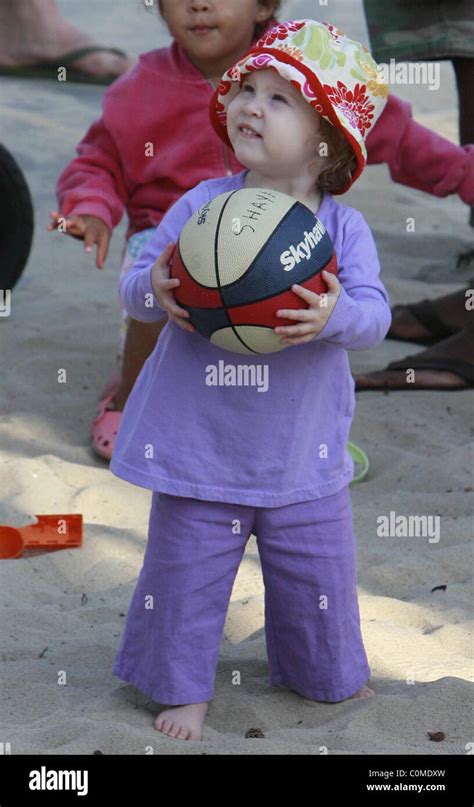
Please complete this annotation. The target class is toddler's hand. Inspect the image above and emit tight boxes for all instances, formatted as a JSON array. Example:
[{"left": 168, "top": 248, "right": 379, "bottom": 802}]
[
  {"left": 151, "top": 242, "right": 194, "bottom": 333},
  {"left": 274, "top": 271, "right": 341, "bottom": 346},
  {"left": 47, "top": 211, "right": 111, "bottom": 269}
]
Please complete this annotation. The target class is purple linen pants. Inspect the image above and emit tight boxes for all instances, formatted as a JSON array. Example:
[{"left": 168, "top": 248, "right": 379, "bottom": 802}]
[{"left": 112, "top": 485, "right": 371, "bottom": 704}]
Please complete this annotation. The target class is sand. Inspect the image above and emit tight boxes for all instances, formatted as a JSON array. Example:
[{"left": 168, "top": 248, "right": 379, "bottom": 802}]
[{"left": 0, "top": 0, "right": 472, "bottom": 754}]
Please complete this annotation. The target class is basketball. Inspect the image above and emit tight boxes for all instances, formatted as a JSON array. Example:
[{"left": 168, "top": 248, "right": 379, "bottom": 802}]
[{"left": 170, "top": 187, "right": 338, "bottom": 354}]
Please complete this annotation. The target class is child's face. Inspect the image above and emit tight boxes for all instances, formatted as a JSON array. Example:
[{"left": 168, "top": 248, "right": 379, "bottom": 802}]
[
  {"left": 226, "top": 69, "right": 322, "bottom": 181},
  {"left": 160, "top": 1, "right": 272, "bottom": 74}
]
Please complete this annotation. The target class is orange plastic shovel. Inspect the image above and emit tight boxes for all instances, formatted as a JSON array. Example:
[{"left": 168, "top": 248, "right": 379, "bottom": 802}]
[{"left": 0, "top": 514, "right": 83, "bottom": 559}]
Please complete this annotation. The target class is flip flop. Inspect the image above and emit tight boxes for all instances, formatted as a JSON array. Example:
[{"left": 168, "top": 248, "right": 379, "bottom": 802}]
[
  {"left": 386, "top": 299, "right": 456, "bottom": 346},
  {"left": 348, "top": 441, "right": 369, "bottom": 484},
  {"left": 355, "top": 355, "right": 474, "bottom": 391},
  {"left": 0, "top": 46, "right": 129, "bottom": 85}
]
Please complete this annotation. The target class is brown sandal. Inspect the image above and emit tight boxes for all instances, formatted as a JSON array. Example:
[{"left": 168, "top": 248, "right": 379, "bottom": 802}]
[
  {"left": 386, "top": 299, "right": 457, "bottom": 346},
  {"left": 0, "top": 46, "right": 129, "bottom": 85}
]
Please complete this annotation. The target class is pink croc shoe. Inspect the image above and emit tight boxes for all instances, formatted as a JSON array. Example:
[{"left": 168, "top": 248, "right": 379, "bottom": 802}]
[{"left": 90, "top": 392, "right": 122, "bottom": 460}]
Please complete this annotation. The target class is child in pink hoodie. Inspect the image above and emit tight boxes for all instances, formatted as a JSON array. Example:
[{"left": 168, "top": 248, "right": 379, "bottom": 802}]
[{"left": 49, "top": 0, "right": 474, "bottom": 459}]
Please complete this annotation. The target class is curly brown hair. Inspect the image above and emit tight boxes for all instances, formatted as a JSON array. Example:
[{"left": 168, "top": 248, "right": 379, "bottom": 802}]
[{"left": 312, "top": 116, "right": 358, "bottom": 195}]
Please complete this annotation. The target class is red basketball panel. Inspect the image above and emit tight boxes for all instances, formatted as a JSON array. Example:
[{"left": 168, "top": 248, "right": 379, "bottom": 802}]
[
  {"left": 227, "top": 253, "right": 338, "bottom": 328},
  {"left": 170, "top": 248, "right": 222, "bottom": 309}
]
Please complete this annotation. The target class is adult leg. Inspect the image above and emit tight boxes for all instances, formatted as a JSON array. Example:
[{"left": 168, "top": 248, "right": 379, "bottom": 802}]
[
  {"left": 453, "top": 56, "right": 474, "bottom": 229},
  {"left": 255, "top": 487, "right": 371, "bottom": 702},
  {"left": 453, "top": 57, "right": 474, "bottom": 146},
  {"left": 357, "top": 56, "right": 474, "bottom": 390},
  {"left": 388, "top": 56, "right": 474, "bottom": 343}
]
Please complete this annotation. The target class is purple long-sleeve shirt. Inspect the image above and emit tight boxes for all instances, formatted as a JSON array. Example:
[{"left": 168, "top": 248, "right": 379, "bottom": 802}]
[{"left": 110, "top": 170, "right": 391, "bottom": 506}]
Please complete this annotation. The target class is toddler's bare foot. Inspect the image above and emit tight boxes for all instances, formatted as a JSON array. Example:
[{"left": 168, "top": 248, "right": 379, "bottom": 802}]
[
  {"left": 154, "top": 702, "right": 209, "bottom": 741},
  {"left": 349, "top": 684, "right": 375, "bottom": 700}
]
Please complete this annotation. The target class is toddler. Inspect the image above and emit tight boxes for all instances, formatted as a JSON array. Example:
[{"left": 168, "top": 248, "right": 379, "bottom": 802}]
[
  {"left": 110, "top": 18, "right": 391, "bottom": 741},
  {"left": 48, "top": 0, "right": 474, "bottom": 460}
]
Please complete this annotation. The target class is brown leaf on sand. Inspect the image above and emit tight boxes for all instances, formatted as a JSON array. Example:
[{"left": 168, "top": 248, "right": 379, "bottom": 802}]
[
  {"left": 245, "top": 727, "right": 265, "bottom": 738},
  {"left": 427, "top": 731, "right": 445, "bottom": 742}
]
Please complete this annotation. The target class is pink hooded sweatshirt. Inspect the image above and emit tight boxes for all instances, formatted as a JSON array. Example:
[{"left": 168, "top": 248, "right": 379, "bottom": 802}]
[{"left": 56, "top": 17, "right": 474, "bottom": 241}]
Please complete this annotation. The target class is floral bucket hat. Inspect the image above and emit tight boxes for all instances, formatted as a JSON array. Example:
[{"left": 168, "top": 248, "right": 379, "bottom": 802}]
[{"left": 209, "top": 19, "right": 389, "bottom": 193}]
